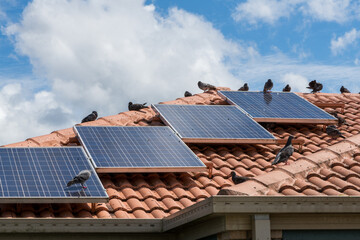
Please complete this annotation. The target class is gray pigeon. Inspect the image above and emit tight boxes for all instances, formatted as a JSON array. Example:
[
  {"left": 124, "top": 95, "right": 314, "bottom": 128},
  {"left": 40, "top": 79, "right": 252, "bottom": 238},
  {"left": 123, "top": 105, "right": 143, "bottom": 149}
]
[
  {"left": 272, "top": 135, "right": 294, "bottom": 165},
  {"left": 326, "top": 125, "right": 345, "bottom": 139},
  {"left": 67, "top": 170, "right": 91, "bottom": 189},
  {"left": 184, "top": 91, "right": 192, "bottom": 97},
  {"left": 198, "top": 81, "right": 216, "bottom": 91},
  {"left": 128, "top": 102, "right": 148, "bottom": 111},
  {"left": 238, "top": 83, "right": 249, "bottom": 91},
  {"left": 340, "top": 86, "right": 351, "bottom": 93},
  {"left": 330, "top": 112, "right": 349, "bottom": 126},
  {"left": 263, "top": 79, "right": 273, "bottom": 93},
  {"left": 231, "top": 171, "right": 249, "bottom": 184},
  {"left": 282, "top": 84, "right": 291, "bottom": 92},
  {"left": 81, "top": 111, "right": 98, "bottom": 123}
]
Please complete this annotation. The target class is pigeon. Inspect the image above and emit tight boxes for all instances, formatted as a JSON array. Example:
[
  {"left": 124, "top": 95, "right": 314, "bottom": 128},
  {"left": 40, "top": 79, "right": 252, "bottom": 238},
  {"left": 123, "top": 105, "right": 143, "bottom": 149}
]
[
  {"left": 282, "top": 84, "right": 291, "bottom": 92},
  {"left": 330, "top": 112, "right": 349, "bottom": 126},
  {"left": 198, "top": 81, "right": 216, "bottom": 92},
  {"left": 128, "top": 102, "right": 148, "bottom": 111},
  {"left": 326, "top": 125, "right": 345, "bottom": 139},
  {"left": 81, "top": 111, "right": 98, "bottom": 123},
  {"left": 67, "top": 170, "right": 91, "bottom": 189},
  {"left": 263, "top": 79, "right": 273, "bottom": 93},
  {"left": 184, "top": 91, "right": 192, "bottom": 97},
  {"left": 311, "top": 82, "right": 323, "bottom": 93},
  {"left": 238, "top": 83, "right": 249, "bottom": 91},
  {"left": 340, "top": 86, "right": 351, "bottom": 93},
  {"left": 307, "top": 80, "right": 317, "bottom": 90},
  {"left": 272, "top": 135, "right": 294, "bottom": 165},
  {"left": 230, "top": 171, "right": 249, "bottom": 184}
]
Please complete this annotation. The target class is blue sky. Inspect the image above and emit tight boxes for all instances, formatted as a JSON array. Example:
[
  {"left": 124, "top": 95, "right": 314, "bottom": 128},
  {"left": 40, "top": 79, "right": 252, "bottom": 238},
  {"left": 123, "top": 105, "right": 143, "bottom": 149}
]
[{"left": 0, "top": 0, "right": 360, "bottom": 144}]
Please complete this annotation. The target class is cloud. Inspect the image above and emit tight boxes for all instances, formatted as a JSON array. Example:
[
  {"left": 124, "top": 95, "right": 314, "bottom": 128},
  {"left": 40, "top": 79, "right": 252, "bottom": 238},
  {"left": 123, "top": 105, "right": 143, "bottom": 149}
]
[
  {"left": 232, "top": 0, "right": 358, "bottom": 25},
  {"left": 232, "top": 0, "right": 297, "bottom": 25},
  {"left": 330, "top": 28, "right": 360, "bottom": 55},
  {"left": 280, "top": 73, "right": 308, "bottom": 92},
  {"left": 2, "top": 0, "right": 244, "bottom": 145}
]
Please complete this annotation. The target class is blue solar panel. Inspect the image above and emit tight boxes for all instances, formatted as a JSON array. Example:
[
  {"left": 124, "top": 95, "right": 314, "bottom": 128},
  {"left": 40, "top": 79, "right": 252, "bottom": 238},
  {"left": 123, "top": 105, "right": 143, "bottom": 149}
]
[
  {"left": 74, "top": 126, "right": 206, "bottom": 172},
  {"left": 152, "top": 104, "right": 276, "bottom": 143},
  {"left": 0, "top": 147, "right": 108, "bottom": 203},
  {"left": 219, "top": 91, "right": 337, "bottom": 122}
]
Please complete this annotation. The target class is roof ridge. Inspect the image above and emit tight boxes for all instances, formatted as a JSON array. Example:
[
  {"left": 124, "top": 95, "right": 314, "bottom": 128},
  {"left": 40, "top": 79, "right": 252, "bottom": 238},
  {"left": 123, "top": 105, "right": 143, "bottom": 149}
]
[{"left": 218, "top": 134, "right": 360, "bottom": 196}]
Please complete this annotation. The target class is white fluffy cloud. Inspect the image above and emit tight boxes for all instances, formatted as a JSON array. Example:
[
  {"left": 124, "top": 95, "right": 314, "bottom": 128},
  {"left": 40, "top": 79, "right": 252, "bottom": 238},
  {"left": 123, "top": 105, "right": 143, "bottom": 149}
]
[
  {"left": 2, "top": 0, "right": 244, "bottom": 145},
  {"left": 233, "top": 0, "right": 357, "bottom": 25},
  {"left": 331, "top": 28, "right": 360, "bottom": 55}
]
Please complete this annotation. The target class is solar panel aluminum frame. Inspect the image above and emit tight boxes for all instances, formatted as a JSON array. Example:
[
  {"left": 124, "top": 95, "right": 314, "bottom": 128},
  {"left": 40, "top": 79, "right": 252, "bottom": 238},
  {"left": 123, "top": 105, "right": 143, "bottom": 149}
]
[
  {"left": 0, "top": 147, "right": 108, "bottom": 204},
  {"left": 74, "top": 126, "right": 207, "bottom": 173},
  {"left": 218, "top": 91, "right": 338, "bottom": 124},
  {"left": 152, "top": 104, "right": 277, "bottom": 144}
]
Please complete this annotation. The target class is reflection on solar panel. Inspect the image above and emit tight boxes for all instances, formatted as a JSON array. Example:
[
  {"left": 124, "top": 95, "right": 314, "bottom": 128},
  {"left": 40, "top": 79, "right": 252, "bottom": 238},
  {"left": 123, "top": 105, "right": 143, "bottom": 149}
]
[
  {"left": 74, "top": 126, "right": 206, "bottom": 173},
  {"left": 152, "top": 104, "right": 276, "bottom": 144},
  {"left": 219, "top": 91, "right": 337, "bottom": 124},
  {"left": 0, "top": 147, "right": 108, "bottom": 203}
]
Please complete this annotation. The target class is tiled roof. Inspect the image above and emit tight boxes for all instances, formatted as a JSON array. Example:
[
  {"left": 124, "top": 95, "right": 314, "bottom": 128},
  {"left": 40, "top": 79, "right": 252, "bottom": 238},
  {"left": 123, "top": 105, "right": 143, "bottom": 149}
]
[{"left": 2, "top": 89, "right": 360, "bottom": 219}]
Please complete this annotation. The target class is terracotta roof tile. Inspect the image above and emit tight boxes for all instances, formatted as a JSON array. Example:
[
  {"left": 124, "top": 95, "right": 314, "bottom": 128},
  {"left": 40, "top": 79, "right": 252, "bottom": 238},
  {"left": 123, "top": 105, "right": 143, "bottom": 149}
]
[{"left": 3, "top": 91, "right": 360, "bottom": 219}]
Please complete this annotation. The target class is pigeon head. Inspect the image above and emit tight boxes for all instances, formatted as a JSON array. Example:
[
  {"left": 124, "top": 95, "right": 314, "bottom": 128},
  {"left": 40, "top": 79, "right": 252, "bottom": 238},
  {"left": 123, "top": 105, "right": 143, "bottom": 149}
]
[
  {"left": 267, "top": 79, "right": 272, "bottom": 83},
  {"left": 128, "top": 102, "right": 133, "bottom": 106},
  {"left": 244, "top": 83, "right": 248, "bottom": 87},
  {"left": 340, "top": 86, "right": 345, "bottom": 91},
  {"left": 92, "top": 111, "right": 98, "bottom": 117},
  {"left": 231, "top": 171, "right": 236, "bottom": 177}
]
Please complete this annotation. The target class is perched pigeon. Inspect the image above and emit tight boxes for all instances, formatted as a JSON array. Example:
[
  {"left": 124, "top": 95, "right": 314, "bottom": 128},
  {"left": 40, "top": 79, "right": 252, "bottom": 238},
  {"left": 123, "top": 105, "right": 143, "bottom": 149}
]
[
  {"left": 198, "top": 81, "right": 216, "bottom": 91},
  {"left": 67, "top": 170, "right": 91, "bottom": 189},
  {"left": 330, "top": 112, "right": 349, "bottom": 126},
  {"left": 81, "top": 111, "right": 98, "bottom": 123},
  {"left": 263, "top": 79, "right": 273, "bottom": 93},
  {"left": 238, "top": 83, "right": 249, "bottom": 91},
  {"left": 272, "top": 135, "right": 294, "bottom": 165},
  {"left": 184, "top": 91, "right": 193, "bottom": 97},
  {"left": 128, "top": 102, "right": 148, "bottom": 111},
  {"left": 307, "top": 80, "right": 317, "bottom": 90},
  {"left": 231, "top": 171, "right": 249, "bottom": 184},
  {"left": 326, "top": 125, "right": 345, "bottom": 139},
  {"left": 340, "top": 86, "right": 351, "bottom": 93},
  {"left": 312, "top": 82, "right": 323, "bottom": 93},
  {"left": 282, "top": 84, "right": 291, "bottom": 92}
]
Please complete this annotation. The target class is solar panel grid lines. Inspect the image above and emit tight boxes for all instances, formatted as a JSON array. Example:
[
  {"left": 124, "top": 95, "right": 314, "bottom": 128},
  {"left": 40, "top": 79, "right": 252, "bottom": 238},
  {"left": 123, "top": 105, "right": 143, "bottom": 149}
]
[
  {"left": 0, "top": 147, "right": 108, "bottom": 203},
  {"left": 218, "top": 91, "right": 338, "bottom": 124},
  {"left": 74, "top": 126, "right": 206, "bottom": 173},
  {"left": 151, "top": 104, "right": 276, "bottom": 144}
]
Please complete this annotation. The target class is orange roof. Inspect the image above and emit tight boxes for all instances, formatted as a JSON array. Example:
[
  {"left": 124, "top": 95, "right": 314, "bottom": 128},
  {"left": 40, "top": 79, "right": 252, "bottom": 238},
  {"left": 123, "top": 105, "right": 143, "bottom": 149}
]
[{"left": 2, "top": 89, "right": 360, "bottom": 219}]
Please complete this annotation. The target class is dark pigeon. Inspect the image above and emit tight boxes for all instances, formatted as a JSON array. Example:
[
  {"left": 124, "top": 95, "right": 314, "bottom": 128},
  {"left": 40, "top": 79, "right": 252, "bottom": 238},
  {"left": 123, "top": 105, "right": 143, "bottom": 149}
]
[
  {"left": 81, "top": 111, "right": 98, "bottom": 123},
  {"left": 282, "top": 84, "right": 291, "bottom": 92},
  {"left": 311, "top": 82, "right": 323, "bottom": 93},
  {"left": 307, "top": 80, "right": 316, "bottom": 90},
  {"left": 263, "top": 79, "right": 273, "bottom": 93},
  {"left": 128, "top": 102, "right": 148, "bottom": 111},
  {"left": 67, "top": 170, "right": 91, "bottom": 189},
  {"left": 330, "top": 112, "right": 349, "bottom": 126},
  {"left": 184, "top": 91, "right": 193, "bottom": 97},
  {"left": 326, "top": 125, "right": 345, "bottom": 139},
  {"left": 198, "top": 81, "right": 216, "bottom": 91},
  {"left": 238, "top": 83, "right": 249, "bottom": 91},
  {"left": 231, "top": 171, "right": 249, "bottom": 184},
  {"left": 340, "top": 86, "right": 351, "bottom": 93},
  {"left": 272, "top": 135, "right": 294, "bottom": 165}
]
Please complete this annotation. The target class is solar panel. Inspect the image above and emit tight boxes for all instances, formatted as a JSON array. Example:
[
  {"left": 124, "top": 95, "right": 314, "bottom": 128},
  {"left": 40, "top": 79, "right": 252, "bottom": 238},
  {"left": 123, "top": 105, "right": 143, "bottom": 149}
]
[
  {"left": 74, "top": 126, "right": 206, "bottom": 173},
  {"left": 152, "top": 104, "right": 276, "bottom": 144},
  {"left": 0, "top": 147, "right": 108, "bottom": 203},
  {"left": 219, "top": 91, "right": 338, "bottom": 124}
]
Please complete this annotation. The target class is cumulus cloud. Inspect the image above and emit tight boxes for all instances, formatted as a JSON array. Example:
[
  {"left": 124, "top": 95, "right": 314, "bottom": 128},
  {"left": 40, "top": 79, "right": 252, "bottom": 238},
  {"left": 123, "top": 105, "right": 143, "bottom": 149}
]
[
  {"left": 2, "top": 0, "right": 244, "bottom": 145},
  {"left": 330, "top": 28, "right": 360, "bottom": 55},
  {"left": 233, "top": 0, "right": 357, "bottom": 25}
]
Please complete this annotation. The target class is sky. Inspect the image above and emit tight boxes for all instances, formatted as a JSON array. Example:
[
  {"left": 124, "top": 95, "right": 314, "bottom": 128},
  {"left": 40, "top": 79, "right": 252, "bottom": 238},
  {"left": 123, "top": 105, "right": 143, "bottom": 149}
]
[{"left": 0, "top": 0, "right": 360, "bottom": 145}]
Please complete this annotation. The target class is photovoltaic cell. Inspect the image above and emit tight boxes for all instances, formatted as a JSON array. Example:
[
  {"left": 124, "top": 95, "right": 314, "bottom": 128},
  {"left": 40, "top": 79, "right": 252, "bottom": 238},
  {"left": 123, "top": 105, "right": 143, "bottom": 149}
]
[
  {"left": 0, "top": 147, "right": 108, "bottom": 203},
  {"left": 219, "top": 91, "right": 337, "bottom": 123},
  {"left": 74, "top": 126, "right": 206, "bottom": 173},
  {"left": 152, "top": 104, "right": 276, "bottom": 143}
]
